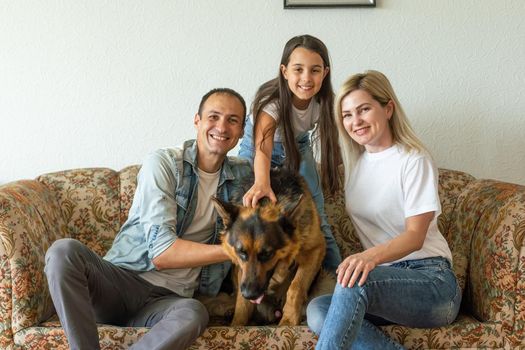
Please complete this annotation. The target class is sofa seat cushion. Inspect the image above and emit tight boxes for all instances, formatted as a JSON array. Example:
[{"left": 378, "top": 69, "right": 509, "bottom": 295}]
[
  {"left": 188, "top": 326, "right": 317, "bottom": 350},
  {"left": 24, "top": 318, "right": 317, "bottom": 350},
  {"left": 383, "top": 313, "right": 504, "bottom": 349},
  {"left": 15, "top": 322, "right": 149, "bottom": 350},
  {"left": 21, "top": 313, "right": 503, "bottom": 349}
]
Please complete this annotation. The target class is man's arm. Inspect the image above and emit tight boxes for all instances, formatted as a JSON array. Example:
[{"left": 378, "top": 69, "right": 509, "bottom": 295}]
[{"left": 152, "top": 239, "right": 229, "bottom": 270}]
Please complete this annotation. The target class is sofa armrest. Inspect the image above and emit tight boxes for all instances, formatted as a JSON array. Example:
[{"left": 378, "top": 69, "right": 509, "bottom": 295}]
[
  {"left": 453, "top": 179, "right": 525, "bottom": 341},
  {"left": 0, "top": 180, "right": 67, "bottom": 345}
]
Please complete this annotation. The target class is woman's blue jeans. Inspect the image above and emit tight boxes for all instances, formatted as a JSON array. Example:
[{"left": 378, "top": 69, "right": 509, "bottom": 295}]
[
  {"left": 238, "top": 117, "right": 342, "bottom": 271},
  {"left": 307, "top": 257, "right": 462, "bottom": 350}
]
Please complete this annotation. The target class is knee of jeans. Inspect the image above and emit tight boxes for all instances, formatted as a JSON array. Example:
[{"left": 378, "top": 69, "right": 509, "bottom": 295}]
[
  {"left": 306, "top": 306, "right": 324, "bottom": 335},
  {"left": 45, "top": 239, "right": 84, "bottom": 275},
  {"left": 173, "top": 299, "right": 209, "bottom": 329},
  {"left": 334, "top": 282, "right": 367, "bottom": 299},
  {"left": 306, "top": 296, "right": 331, "bottom": 335}
]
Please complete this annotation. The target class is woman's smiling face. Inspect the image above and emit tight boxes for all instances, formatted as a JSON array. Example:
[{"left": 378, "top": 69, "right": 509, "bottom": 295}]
[{"left": 341, "top": 89, "right": 394, "bottom": 153}]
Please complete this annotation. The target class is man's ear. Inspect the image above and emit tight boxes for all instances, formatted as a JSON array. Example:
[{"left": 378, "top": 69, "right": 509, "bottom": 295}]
[
  {"left": 194, "top": 113, "right": 201, "bottom": 128},
  {"left": 211, "top": 197, "right": 240, "bottom": 228}
]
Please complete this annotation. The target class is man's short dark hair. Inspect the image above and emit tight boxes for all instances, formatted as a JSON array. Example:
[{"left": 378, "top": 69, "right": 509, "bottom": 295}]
[{"left": 198, "top": 88, "right": 247, "bottom": 127}]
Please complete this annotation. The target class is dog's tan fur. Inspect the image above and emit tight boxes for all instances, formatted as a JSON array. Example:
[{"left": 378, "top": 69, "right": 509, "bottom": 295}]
[{"left": 212, "top": 170, "right": 326, "bottom": 326}]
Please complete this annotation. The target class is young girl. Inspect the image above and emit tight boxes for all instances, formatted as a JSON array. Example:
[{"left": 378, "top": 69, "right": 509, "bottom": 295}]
[
  {"left": 307, "top": 70, "right": 461, "bottom": 349},
  {"left": 238, "top": 34, "right": 342, "bottom": 271}
]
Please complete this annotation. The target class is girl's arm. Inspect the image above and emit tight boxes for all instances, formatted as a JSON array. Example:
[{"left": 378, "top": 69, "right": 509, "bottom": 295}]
[
  {"left": 243, "top": 112, "right": 278, "bottom": 207},
  {"left": 337, "top": 211, "right": 433, "bottom": 287}
]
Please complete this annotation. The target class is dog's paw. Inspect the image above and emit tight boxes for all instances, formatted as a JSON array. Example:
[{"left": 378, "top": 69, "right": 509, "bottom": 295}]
[
  {"left": 230, "top": 314, "right": 249, "bottom": 327},
  {"left": 278, "top": 315, "right": 299, "bottom": 326}
]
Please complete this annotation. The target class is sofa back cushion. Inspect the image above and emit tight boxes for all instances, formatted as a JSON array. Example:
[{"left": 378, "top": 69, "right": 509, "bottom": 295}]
[
  {"left": 118, "top": 165, "right": 140, "bottom": 227},
  {"left": 451, "top": 179, "right": 525, "bottom": 324},
  {"left": 0, "top": 180, "right": 68, "bottom": 333},
  {"left": 35, "top": 165, "right": 477, "bottom": 295},
  {"left": 37, "top": 168, "right": 122, "bottom": 256},
  {"left": 436, "top": 168, "right": 476, "bottom": 291},
  {"left": 1, "top": 167, "right": 140, "bottom": 334}
]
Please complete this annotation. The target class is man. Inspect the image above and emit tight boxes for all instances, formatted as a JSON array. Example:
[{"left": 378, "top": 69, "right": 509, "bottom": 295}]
[{"left": 45, "top": 88, "right": 250, "bottom": 350}]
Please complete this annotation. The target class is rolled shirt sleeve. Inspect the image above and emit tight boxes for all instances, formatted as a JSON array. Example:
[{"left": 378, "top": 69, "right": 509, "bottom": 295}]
[
  {"left": 135, "top": 150, "right": 180, "bottom": 259},
  {"left": 104, "top": 149, "right": 182, "bottom": 270}
]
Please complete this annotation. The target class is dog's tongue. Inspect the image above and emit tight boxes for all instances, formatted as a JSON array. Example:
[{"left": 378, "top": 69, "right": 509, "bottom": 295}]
[{"left": 250, "top": 294, "right": 265, "bottom": 304}]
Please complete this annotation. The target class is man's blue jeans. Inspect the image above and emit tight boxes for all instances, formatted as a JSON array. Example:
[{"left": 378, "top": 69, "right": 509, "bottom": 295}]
[{"left": 307, "top": 257, "right": 461, "bottom": 350}]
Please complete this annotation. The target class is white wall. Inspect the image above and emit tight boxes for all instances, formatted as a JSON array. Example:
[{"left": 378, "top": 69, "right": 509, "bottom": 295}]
[{"left": 1, "top": 0, "right": 524, "bottom": 185}]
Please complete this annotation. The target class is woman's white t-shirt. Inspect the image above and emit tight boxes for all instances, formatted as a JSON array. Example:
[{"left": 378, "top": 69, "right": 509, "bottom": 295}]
[{"left": 345, "top": 144, "right": 452, "bottom": 264}]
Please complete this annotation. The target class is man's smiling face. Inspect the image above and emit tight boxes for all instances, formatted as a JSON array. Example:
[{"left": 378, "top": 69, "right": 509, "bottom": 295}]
[{"left": 194, "top": 92, "right": 245, "bottom": 168}]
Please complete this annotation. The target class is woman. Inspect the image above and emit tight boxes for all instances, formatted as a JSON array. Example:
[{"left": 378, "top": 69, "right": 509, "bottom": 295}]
[{"left": 307, "top": 70, "right": 461, "bottom": 349}]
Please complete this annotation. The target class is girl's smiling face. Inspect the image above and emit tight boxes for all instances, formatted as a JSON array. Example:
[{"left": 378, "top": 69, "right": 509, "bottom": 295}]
[
  {"left": 341, "top": 89, "right": 394, "bottom": 153},
  {"left": 281, "top": 47, "right": 329, "bottom": 109}
]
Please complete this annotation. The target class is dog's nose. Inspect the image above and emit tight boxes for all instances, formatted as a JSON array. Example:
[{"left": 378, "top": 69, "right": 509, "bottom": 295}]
[{"left": 241, "top": 282, "right": 263, "bottom": 301}]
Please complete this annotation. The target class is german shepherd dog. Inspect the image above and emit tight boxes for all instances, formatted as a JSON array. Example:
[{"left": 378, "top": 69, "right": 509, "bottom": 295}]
[{"left": 212, "top": 168, "right": 326, "bottom": 326}]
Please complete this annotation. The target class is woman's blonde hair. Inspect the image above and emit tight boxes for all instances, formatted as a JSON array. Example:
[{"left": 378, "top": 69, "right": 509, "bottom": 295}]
[{"left": 334, "top": 70, "right": 429, "bottom": 186}]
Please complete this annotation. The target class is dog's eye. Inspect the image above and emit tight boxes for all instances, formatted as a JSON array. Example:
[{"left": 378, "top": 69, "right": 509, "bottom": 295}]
[
  {"left": 258, "top": 250, "right": 274, "bottom": 262},
  {"left": 236, "top": 249, "right": 248, "bottom": 261}
]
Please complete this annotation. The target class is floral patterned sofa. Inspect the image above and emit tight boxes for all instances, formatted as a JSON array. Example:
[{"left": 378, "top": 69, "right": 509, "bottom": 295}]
[{"left": 1, "top": 164, "right": 524, "bottom": 350}]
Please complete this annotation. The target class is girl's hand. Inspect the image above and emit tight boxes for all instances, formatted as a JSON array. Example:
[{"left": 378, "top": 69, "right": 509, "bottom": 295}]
[
  {"left": 336, "top": 251, "right": 378, "bottom": 288},
  {"left": 243, "top": 182, "right": 277, "bottom": 208}
]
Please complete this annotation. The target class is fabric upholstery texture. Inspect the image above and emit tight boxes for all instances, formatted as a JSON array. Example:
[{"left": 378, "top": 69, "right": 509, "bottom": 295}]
[{"left": 1, "top": 165, "right": 524, "bottom": 349}]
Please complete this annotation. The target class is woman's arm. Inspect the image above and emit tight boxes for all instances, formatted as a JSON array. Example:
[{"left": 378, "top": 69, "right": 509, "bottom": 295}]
[
  {"left": 337, "top": 211, "right": 434, "bottom": 288},
  {"left": 243, "top": 112, "right": 278, "bottom": 207}
]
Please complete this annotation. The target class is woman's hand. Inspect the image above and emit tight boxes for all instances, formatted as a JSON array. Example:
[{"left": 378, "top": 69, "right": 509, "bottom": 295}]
[
  {"left": 336, "top": 212, "right": 435, "bottom": 288},
  {"left": 242, "top": 182, "right": 277, "bottom": 208},
  {"left": 336, "top": 250, "right": 378, "bottom": 288}
]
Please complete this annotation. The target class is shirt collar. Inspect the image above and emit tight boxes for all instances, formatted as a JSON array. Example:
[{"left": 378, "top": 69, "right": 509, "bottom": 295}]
[{"left": 182, "top": 139, "right": 236, "bottom": 184}]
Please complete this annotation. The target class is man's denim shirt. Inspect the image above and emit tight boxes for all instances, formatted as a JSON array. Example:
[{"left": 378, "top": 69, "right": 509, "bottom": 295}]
[{"left": 104, "top": 139, "right": 251, "bottom": 296}]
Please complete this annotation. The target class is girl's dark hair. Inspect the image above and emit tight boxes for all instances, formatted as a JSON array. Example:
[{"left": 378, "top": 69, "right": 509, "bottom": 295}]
[{"left": 252, "top": 34, "right": 341, "bottom": 193}]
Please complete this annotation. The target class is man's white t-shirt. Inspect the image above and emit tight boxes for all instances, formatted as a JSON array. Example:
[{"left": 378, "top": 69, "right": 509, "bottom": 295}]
[
  {"left": 139, "top": 168, "right": 220, "bottom": 297},
  {"left": 345, "top": 144, "right": 452, "bottom": 264}
]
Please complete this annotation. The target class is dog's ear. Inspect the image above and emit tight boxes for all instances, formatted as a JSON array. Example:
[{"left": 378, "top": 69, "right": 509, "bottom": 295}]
[
  {"left": 282, "top": 194, "right": 304, "bottom": 221},
  {"left": 211, "top": 197, "right": 240, "bottom": 228},
  {"left": 277, "top": 195, "right": 304, "bottom": 236}
]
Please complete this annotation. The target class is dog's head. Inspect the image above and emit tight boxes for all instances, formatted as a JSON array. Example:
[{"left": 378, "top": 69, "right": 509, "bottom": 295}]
[{"left": 212, "top": 196, "right": 304, "bottom": 303}]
